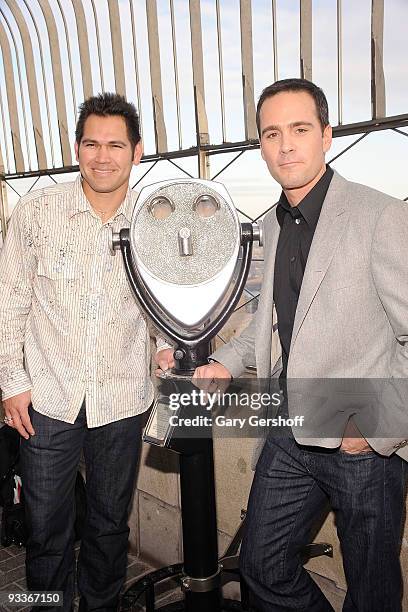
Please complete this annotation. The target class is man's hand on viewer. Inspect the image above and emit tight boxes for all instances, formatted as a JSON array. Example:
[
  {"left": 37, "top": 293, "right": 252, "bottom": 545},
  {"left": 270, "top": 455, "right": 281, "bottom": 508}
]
[
  {"left": 155, "top": 349, "right": 176, "bottom": 376},
  {"left": 192, "top": 362, "right": 232, "bottom": 393},
  {"left": 3, "top": 390, "right": 34, "bottom": 439}
]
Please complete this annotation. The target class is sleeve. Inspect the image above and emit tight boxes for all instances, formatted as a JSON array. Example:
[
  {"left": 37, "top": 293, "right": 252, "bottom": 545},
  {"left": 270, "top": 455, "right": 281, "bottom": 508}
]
[
  {"left": 209, "top": 315, "right": 256, "bottom": 379},
  {"left": 0, "top": 204, "right": 34, "bottom": 400},
  {"left": 369, "top": 198, "right": 408, "bottom": 455},
  {"left": 144, "top": 319, "right": 173, "bottom": 353},
  {"left": 370, "top": 199, "right": 408, "bottom": 374},
  {"left": 155, "top": 336, "right": 174, "bottom": 353}
]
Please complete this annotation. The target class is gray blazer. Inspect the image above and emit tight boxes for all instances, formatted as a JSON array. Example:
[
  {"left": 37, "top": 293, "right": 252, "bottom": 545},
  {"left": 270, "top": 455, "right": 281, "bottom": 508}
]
[{"left": 213, "top": 171, "right": 408, "bottom": 460}]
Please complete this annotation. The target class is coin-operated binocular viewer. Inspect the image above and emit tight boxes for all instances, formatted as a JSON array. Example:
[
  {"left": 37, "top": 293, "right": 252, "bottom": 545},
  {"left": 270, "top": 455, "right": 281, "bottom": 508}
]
[{"left": 110, "top": 178, "right": 262, "bottom": 611}]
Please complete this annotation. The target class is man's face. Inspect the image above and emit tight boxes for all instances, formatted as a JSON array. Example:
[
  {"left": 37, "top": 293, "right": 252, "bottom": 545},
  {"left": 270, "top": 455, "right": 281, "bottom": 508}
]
[
  {"left": 75, "top": 114, "right": 142, "bottom": 199},
  {"left": 259, "top": 91, "right": 332, "bottom": 194}
]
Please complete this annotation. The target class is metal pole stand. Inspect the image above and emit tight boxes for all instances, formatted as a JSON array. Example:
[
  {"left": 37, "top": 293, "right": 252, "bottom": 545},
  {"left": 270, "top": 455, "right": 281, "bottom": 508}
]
[
  {"left": 114, "top": 223, "right": 258, "bottom": 611},
  {"left": 121, "top": 367, "right": 253, "bottom": 612}
]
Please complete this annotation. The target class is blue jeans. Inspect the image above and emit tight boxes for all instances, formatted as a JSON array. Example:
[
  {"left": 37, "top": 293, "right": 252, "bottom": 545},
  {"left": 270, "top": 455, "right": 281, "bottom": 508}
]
[
  {"left": 20, "top": 405, "right": 144, "bottom": 612},
  {"left": 240, "top": 435, "right": 407, "bottom": 612}
]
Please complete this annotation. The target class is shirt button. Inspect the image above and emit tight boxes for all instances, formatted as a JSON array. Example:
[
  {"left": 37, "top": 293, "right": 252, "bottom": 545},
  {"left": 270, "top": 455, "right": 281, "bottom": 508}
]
[
  {"left": 290, "top": 256, "right": 296, "bottom": 262},
  {"left": 295, "top": 218, "right": 301, "bottom": 224}
]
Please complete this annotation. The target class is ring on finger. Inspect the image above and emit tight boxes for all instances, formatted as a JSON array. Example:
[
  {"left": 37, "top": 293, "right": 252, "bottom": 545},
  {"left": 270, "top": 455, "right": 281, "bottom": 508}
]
[{"left": 3, "top": 416, "right": 14, "bottom": 424}]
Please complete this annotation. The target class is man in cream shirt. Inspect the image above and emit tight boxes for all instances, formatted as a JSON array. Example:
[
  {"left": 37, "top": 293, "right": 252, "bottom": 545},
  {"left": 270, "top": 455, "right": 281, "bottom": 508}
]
[{"left": 0, "top": 92, "right": 173, "bottom": 611}]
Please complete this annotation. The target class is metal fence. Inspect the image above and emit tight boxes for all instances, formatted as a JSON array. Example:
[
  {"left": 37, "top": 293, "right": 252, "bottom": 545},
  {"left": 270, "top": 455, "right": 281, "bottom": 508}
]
[
  {"left": 1, "top": 0, "right": 407, "bottom": 177},
  {"left": 0, "top": 0, "right": 407, "bottom": 337}
]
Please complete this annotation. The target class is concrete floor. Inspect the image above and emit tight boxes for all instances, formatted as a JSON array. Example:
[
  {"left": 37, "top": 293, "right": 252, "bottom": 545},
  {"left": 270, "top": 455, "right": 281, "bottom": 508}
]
[
  {"left": 0, "top": 511, "right": 346, "bottom": 611},
  {"left": 0, "top": 528, "right": 152, "bottom": 611}
]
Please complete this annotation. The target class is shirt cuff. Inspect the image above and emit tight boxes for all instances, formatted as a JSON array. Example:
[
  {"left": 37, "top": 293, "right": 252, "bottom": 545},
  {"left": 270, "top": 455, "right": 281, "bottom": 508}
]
[
  {"left": 155, "top": 337, "right": 173, "bottom": 353},
  {"left": 0, "top": 368, "right": 32, "bottom": 401}
]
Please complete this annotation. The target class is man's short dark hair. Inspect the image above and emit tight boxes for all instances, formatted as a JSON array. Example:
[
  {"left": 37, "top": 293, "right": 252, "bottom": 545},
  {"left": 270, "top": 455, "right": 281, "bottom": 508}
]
[
  {"left": 256, "top": 78, "right": 329, "bottom": 136},
  {"left": 75, "top": 92, "right": 141, "bottom": 151}
]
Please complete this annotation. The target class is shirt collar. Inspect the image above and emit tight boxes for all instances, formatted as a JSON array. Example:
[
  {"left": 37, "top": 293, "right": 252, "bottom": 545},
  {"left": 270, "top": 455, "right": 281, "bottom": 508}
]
[
  {"left": 277, "top": 165, "right": 334, "bottom": 228},
  {"left": 68, "top": 175, "right": 135, "bottom": 224},
  {"left": 115, "top": 186, "right": 136, "bottom": 223}
]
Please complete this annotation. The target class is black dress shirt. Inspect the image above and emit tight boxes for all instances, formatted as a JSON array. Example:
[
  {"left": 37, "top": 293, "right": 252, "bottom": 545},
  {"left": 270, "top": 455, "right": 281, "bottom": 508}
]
[{"left": 274, "top": 166, "right": 334, "bottom": 377}]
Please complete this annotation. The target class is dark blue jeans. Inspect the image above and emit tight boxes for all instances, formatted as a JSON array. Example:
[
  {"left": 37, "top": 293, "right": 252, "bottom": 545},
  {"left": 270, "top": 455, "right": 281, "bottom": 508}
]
[
  {"left": 240, "top": 435, "right": 407, "bottom": 612},
  {"left": 20, "top": 405, "right": 144, "bottom": 612}
]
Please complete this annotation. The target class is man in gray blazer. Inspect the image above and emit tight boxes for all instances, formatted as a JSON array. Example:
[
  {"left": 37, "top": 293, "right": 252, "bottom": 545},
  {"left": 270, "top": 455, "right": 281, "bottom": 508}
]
[{"left": 193, "top": 79, "right": 408, "bottom": 611}]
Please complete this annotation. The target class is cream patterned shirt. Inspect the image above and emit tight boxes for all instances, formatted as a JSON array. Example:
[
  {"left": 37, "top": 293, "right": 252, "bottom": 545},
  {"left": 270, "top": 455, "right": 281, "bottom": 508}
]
[{"left": 0, "top": 177, "right": 168, "bottom": 427}]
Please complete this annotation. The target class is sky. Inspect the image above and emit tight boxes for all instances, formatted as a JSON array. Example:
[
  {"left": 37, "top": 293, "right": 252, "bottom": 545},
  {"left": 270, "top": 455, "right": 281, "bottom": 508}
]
[{"left": 0, "top": 0, "right": 407, "bottom": 219}]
